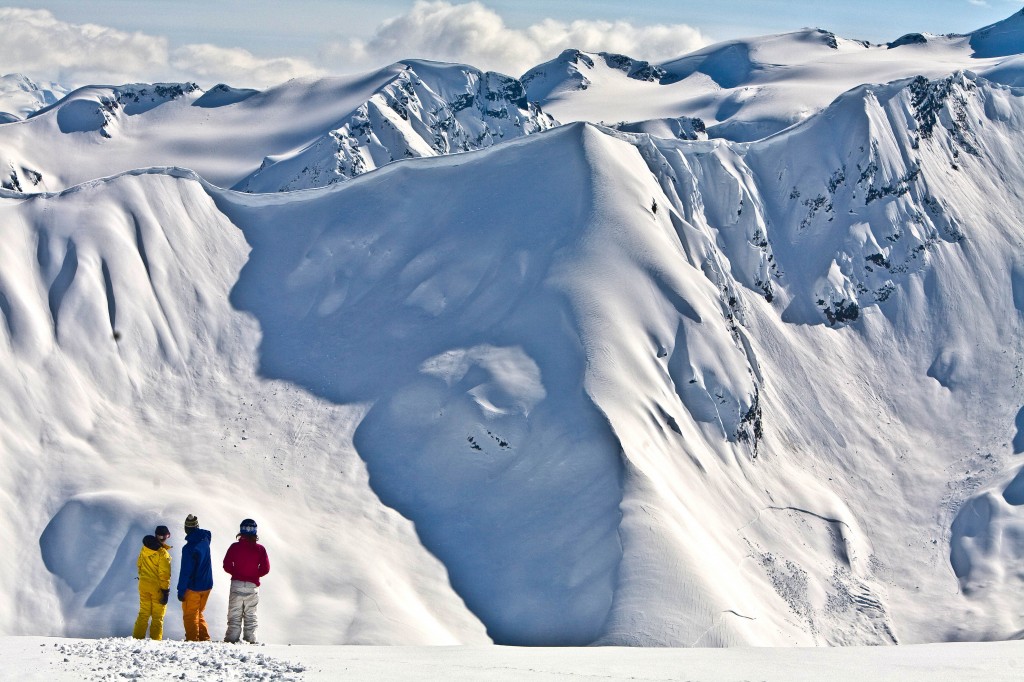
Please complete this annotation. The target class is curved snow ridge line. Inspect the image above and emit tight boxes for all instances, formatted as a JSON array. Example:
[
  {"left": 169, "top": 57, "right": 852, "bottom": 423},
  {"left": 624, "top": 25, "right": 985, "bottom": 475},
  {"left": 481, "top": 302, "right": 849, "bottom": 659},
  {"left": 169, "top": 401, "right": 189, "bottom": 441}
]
[
  {"left": 1, "top": 122, "right": 594, "bottom": 210},
  {"left": 223, "top": 120, "right": 637, "bottom": 645},
  {"left": 215, "top": 121, "right": 601, "bottom": 209},
  {"left": 0, "top": 166, "right": 212, "bottom": 200},
  {"left": 751, "top": 69, "right": 1023, "bottom": 146}
]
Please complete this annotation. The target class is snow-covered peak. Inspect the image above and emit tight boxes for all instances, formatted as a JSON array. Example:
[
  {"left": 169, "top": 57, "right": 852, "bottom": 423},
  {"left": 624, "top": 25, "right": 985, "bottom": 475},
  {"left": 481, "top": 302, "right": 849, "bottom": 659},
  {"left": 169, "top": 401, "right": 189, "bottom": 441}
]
[
  {"left": 237, "top": 60, "right": 555, "bottom": 192},
  {"left": 968, "top": 8, "right": 1024, "bottom": 58},
  {"left": 526, "top": 18, "right": 1017, "bottom": 142},
  {"left": 0, "top": 73, "right": 67, "bottom": 122},
  {"left": 660, "top": 28, "right": 871, "bottom": 88},
  {"left": 521, "top": 49, "right": 667, "bottom": 102},
  {"left": 31, "top": 82, "right": 201, "bottom": 138}
]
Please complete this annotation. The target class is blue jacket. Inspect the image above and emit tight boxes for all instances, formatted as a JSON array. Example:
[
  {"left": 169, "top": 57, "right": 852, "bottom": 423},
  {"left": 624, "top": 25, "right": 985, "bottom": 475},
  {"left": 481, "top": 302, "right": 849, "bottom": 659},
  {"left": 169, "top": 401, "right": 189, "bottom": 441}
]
[{"left": 177, "top": 528, "right": 214, "bottom": 599}]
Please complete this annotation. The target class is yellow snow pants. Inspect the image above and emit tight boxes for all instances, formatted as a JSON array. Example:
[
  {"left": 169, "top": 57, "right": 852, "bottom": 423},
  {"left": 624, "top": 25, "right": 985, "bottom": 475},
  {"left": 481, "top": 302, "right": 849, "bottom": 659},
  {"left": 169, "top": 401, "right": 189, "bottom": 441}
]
[{"left": 132, "top": 581, "right": 167, "bottom": 640}]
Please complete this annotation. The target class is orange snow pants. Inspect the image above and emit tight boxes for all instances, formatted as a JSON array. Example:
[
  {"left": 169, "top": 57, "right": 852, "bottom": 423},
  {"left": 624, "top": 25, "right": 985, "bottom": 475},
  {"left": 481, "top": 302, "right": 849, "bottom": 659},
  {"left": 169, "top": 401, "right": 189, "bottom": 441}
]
[
  {"left": 132, "top": 581, "right": 167, "bottom": 640},
  {"left": 182, "top": 589, "right": 212, "bottom": 641}
]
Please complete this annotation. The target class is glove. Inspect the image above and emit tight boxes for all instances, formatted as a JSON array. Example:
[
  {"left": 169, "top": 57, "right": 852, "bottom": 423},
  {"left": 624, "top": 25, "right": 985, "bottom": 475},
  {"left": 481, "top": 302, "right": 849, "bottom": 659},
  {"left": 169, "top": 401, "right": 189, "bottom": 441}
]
[
  {"left": 159, "top": 589, "right": 169, "bottom": 605},
  {"left": 178, "top": 593, "right": 184, "bottom": 602}
]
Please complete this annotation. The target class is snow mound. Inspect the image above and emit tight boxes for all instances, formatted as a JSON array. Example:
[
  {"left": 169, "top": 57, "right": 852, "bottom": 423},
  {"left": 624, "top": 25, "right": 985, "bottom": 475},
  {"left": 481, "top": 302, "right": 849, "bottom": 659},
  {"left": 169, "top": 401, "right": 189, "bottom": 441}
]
[
  {"left": 612, "top": 116, "right": 708, "bottom": 140},
  {"left": 980, "top": 55, "right": 1024, "bottom": 86},
  {"left": 192, "top": 84, "right": 259, "bottom": 108}
]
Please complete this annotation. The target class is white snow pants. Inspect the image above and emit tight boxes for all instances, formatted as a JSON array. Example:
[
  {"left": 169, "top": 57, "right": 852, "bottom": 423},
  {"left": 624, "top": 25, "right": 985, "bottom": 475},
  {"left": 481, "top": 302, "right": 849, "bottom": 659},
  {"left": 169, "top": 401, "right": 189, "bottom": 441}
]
[{"left": 224, "top": 580, "right": 260, "bottom": 643}]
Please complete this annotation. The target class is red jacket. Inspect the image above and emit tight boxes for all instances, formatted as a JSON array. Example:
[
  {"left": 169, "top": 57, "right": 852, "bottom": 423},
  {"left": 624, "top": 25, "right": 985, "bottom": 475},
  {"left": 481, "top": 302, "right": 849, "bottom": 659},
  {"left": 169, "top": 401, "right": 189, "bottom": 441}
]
[{"left": 223, "top": 538, "right": 270, "bottom": 585}]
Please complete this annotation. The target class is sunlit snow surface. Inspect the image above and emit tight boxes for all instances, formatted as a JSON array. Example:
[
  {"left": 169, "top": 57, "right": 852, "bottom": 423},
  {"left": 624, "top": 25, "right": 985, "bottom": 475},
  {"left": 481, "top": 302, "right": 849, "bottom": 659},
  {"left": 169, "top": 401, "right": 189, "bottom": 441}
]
[
  {"left": 1, "top": 637, "right": 1020, "bottom": 681},
  {"left": 3, "top": 8, "right": 1024, "bottom": 654}
]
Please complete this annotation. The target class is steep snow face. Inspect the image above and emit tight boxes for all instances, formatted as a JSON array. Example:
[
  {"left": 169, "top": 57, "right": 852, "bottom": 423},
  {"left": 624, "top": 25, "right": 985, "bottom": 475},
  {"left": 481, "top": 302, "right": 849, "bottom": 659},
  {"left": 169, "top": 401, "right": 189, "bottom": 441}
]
[
  {"left": 6, "top": 72, "right": 1024, "bottom": 646},
  {"left": 969, "top": 8, "right": 1024, "bottom": 58},
  {"left": 599, "top": 71, "right": 1024, "bottom": 644},
  {"left": 226, "top": 125, "right": 630, "bottom": 645},
  {"left": 525, "top": 27, "right": 1019, "bottom": 142},
  {"left": 0, "top": 169, "right": 489, "bottom": 645},
  {"left": 238, "top": 61, "right": 555, "bottom": 192},
  {"left": 0, "top": 74, "right": 66, "bottom": 122},
  {"left": 5, "top": 12, "right": 1024, "bottom": 648}
]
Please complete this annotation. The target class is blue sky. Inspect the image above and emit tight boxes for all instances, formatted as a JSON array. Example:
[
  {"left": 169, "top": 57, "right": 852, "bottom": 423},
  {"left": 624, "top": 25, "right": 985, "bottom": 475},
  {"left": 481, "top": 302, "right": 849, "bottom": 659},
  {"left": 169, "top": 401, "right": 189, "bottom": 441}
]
[{"left": 0, "top": 1, "right": 1021, "bottom": 87}]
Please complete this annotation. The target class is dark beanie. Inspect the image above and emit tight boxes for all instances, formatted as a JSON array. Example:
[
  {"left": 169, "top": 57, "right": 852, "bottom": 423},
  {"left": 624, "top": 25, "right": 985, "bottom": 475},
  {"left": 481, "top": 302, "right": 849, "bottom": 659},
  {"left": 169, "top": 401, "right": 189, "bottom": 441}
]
[
  {"left": 239, "top": 519, "right": 258, "bottom": 537},
  {"left": 154, "top": 525, "right": 170, "bottom": 537}
]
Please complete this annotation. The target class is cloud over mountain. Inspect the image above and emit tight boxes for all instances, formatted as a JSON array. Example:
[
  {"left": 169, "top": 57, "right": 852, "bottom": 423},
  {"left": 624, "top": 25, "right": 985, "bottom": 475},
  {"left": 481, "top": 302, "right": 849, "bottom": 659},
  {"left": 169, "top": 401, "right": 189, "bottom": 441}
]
[
  {"left": 0, "top": 8, "right": 320, "bottom": 88},
  {"left": 325, "top": 1, "right": 710, "bottom": 75},
  {"left": 0, "top": 4, "right": 707, "bottom": 88}
]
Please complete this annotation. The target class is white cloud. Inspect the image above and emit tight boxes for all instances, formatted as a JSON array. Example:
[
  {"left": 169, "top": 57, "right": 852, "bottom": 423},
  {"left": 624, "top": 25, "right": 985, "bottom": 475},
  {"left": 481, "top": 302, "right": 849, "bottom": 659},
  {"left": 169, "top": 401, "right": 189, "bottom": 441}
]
[
  {"left": 967, "top": 0, "right": 990, "bottom": 7},
  {"left": 0, "top": 8, "right": 321, "bottom": 89},
  {"left": 0, "top": 8, "right": 169, "bottom": 86},
  {"left": 323, "top": 1, "right": 711, "bottom": 76},
  {"left": 170, "top": 44, "right": 324, "bottom": 88},
  {"left": 0, "top": 4, "right": 710, "bottom": 90}
]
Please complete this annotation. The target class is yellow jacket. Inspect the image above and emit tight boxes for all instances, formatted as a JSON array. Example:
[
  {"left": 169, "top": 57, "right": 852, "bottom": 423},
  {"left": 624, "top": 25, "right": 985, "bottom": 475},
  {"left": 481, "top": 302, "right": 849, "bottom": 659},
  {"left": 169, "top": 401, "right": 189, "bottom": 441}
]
[{"left": 137, "top": 541, "right": 172, "bottom": 590}]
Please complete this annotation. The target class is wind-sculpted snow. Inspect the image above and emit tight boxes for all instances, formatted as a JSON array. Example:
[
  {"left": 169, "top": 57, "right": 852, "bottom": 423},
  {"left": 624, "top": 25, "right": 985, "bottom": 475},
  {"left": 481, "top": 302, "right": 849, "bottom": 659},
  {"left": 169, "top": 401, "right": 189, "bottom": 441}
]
[
  {"left": 226, "top": 125, "right": 626, "bottom": 645},
  {"left": 0, "top": 172, "right": 489, "bottom": 644},
  {"left": 5, "top": 13, "right": 1024, "bottom": 647}
]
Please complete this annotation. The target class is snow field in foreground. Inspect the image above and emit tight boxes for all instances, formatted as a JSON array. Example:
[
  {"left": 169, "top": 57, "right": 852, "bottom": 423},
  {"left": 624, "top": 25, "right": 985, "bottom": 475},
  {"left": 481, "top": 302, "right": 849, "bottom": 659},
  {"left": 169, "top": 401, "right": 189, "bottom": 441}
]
[{"left": 1, "top": 637, "right": 1021, "bottom": 682}]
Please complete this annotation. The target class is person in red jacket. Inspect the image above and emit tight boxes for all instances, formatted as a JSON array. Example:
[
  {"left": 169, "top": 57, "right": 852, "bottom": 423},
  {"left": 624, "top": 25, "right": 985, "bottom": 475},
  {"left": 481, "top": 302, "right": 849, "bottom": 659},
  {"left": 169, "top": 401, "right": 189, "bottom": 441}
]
[{"left": 222, "top": 518, "right": 270, "bottom": 643}]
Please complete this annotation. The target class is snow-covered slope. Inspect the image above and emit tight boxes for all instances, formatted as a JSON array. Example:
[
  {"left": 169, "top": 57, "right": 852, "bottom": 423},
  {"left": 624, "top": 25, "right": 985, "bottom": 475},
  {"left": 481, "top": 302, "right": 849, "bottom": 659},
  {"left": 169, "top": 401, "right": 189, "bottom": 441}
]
[
  {"left": 238, "top": 60, "right": 555, "bottom": 192},
  {"left": 0, "top": 166, "right": 489, "bottom": 645},
  {"left": 524, "top": 12, "right": 1024, "bottom": 141},
  {"left": 5, "top": 7, "right": 1024, "bottom": 651},
  {"left": 0, "top": 74, "right": 66, "bottom": 123},
  {"left": 0, "top": 62, "right": 551, "bottom": 194},
  {"left": 596, "top": 70, "right": 1024, "bottom": 644},
  {"left": 5, "top": 61, "right": 1024, "bottom": 646},
  {"left": 3, "top": 636, "right": 1021, "bottom": 681},
  {"left": 969, "top": 8, "right": 1024, "bottom": 58}
]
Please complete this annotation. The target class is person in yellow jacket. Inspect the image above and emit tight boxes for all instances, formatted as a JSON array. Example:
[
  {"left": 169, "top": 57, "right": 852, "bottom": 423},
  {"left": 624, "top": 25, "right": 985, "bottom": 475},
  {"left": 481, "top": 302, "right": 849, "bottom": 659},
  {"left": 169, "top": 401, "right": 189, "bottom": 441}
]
[{"left": 133, "top": 525, "right": 172, "bottom": 640}]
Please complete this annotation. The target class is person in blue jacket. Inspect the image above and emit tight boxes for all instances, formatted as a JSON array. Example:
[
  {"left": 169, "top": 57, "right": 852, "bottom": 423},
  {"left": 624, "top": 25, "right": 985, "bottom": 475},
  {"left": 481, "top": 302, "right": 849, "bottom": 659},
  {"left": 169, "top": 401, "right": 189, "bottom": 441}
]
[{"left": 176, "top": 514, "right": 214, "bottom": 641}]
